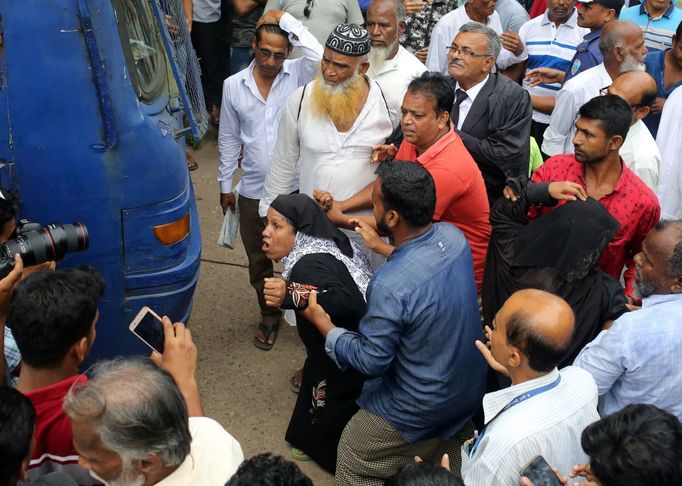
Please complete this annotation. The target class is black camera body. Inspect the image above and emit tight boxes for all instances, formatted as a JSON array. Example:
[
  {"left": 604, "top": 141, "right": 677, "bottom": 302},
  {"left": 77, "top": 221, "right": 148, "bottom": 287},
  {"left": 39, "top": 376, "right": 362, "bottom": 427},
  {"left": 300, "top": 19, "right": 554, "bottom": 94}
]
[{"left": 0, "top": 220, "right": 89, "bottom": 278}]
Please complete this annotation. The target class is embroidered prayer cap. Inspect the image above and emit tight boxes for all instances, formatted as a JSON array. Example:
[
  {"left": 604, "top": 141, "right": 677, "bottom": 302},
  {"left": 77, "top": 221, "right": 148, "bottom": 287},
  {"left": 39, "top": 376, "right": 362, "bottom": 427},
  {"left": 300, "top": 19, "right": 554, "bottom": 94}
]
[{"left": 325, "top": 24, "right": 371, "bottom": 57}]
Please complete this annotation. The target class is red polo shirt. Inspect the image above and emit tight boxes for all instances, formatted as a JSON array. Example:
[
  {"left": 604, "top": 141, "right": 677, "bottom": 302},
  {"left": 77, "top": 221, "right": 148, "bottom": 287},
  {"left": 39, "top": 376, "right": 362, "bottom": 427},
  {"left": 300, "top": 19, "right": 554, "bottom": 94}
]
[
  {"left": 396, "top": 129, "right": 491, "bottom": 290},
  {"left": 528, "top": 154, "right": 660, "bottom": 297},
  {"left": 25, "top": 374, "right": 95, "bottom": 485}
]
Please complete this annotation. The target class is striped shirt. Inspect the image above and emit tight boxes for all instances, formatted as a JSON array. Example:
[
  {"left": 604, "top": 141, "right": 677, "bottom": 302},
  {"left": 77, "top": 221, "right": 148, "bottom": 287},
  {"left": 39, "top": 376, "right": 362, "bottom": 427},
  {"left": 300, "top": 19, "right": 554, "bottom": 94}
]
[
  {"left": 461, "top": 367, "right": 599, "bottom": 486},
  {"left": 620, "top": 2, "right": 682, "bottom": 52},
  {"left": 519, "top": 9, "right": 588, "bottom": 124}
]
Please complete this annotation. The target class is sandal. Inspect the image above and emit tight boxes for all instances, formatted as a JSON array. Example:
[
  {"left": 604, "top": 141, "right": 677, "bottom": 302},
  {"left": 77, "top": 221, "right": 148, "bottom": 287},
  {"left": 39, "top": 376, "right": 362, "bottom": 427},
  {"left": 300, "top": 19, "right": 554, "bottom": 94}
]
[
  {"left": 186, "top": 151, "right": 198, "bottom": 171},
  {"left": 290, "top": 367, "right": 303, "bottom": 394},
  {"left": 291, "top": 447, "right": 311, "bottom": 461},
  {"left": 254, "top": 321, "right": 280, "bottom": 351}
]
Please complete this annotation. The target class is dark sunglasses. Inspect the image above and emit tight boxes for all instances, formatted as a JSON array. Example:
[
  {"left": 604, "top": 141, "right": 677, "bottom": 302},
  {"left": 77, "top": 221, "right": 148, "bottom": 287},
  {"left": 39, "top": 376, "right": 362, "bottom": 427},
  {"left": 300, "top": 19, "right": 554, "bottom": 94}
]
[{"left": 304, "top": 0, "right": 314, "bottom": 18}]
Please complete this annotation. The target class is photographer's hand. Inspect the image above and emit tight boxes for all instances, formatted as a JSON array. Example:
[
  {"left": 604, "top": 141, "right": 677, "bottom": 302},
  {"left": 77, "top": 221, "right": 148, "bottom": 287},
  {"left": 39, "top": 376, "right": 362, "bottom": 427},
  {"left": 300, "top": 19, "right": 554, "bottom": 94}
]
[
  {"left": 151, "top": 316, "right": 204, "bottom": 417},
  {"left": 0, "top": 254, "right": 23, "bottom": 323}
]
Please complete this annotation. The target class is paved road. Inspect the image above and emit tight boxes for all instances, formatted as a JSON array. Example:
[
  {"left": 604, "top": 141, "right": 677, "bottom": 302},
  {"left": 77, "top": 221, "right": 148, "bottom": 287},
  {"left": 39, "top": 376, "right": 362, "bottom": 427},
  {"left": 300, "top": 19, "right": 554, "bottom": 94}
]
[{"left": 187, "top": 129, "right": 333, "bottom": 485}]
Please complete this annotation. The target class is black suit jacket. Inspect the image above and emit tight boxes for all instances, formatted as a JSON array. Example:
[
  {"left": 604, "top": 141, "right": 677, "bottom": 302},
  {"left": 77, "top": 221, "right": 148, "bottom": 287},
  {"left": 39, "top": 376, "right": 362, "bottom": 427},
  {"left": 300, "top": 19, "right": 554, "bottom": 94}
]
[{"left": 453, "top": 73, "right": 532, "bottom": 204}]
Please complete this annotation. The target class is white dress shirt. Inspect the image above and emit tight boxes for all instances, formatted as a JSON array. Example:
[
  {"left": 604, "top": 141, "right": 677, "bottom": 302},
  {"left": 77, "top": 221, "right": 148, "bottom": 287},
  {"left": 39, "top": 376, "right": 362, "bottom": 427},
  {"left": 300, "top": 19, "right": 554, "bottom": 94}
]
[
  {"left": 425, "top": 5, "right": 526, "bottom": 76},
  {"left": 259, "top": 77, "right": 395, "bottom": 216},
  {"left": 620, "top": 119, "right": 660, "bottom": 191},
  {"left": 542, "top": 63, "right": 612, "bottom": 156},
  {"left": 217, "top": 13, "right": 322, "bottom": 198},
  {"left": 461, "top": 367, "right": 599, "bottom": 486},
  {"left": 655, "top": 85, "right": 682, "bottom": 219},
  {"left": 156, "top": 417, "right": 244, "bottom": 486},
  {"left": 454, "top": 75, "right": 489, "bottom": 130},
  {"left": 367, "top": 45, "right": 426, "bottom": 116}
]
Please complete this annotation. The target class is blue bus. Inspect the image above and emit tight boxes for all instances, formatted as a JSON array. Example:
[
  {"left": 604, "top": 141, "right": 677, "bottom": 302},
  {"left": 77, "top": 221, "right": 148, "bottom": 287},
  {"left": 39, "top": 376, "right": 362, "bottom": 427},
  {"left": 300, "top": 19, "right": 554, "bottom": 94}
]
[{"left": 0, "top": 0, "right": 205, "bottom": 359}]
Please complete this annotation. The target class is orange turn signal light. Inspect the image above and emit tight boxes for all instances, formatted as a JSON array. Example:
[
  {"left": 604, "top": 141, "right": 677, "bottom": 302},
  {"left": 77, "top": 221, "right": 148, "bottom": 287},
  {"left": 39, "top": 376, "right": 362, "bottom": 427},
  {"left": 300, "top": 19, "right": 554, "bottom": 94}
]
[{"left": 153, "top": 213, "right": 190, "bottom": 245}]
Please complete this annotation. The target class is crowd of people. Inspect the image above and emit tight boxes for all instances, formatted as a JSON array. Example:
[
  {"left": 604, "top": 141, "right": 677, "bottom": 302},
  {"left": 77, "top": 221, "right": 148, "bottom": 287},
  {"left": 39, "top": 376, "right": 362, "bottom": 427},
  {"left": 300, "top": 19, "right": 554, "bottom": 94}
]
[{"left": 3, "top": 0, "right": 682, "bottom": 484}]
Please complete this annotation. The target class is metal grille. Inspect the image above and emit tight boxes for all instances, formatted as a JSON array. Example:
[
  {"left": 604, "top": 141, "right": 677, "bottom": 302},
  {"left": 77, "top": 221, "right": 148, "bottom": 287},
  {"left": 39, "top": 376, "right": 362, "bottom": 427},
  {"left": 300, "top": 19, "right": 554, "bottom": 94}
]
[{"left": 150, "top": 0, "right": 209, "bottom": 139}]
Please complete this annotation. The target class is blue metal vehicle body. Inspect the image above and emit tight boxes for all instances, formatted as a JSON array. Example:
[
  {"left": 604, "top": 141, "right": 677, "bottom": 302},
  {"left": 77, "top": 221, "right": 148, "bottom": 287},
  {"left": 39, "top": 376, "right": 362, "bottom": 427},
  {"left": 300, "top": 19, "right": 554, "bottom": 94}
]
[{"left": 0, "top": 0, "right": 206, "bottom": 359}]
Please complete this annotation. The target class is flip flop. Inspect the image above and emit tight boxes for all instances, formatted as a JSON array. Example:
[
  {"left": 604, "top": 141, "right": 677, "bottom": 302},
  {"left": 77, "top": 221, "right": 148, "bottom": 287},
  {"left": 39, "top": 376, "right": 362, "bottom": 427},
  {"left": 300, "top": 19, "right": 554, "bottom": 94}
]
[
  {"left": 254, "top": 321, "right": 280, "bottom": 351},
  {"left": 290, "top": 367, "right": 303, "bottom": 394},
  {"left": 291, "top": 447, "right": 311, "bottom": 461},
  {"left": 186, "top": 151, "right": 198, "bottom": 171}
]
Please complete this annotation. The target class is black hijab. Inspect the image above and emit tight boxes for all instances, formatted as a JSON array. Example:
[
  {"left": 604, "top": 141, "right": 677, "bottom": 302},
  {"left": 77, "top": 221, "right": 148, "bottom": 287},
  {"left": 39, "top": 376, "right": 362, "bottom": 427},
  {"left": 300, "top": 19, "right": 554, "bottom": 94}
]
[
  {"left": 514, "top": 198, "right": 621, "bottom": 282},
  {"left": 270, "top": 194, "right": 354, "bottom": 257}
]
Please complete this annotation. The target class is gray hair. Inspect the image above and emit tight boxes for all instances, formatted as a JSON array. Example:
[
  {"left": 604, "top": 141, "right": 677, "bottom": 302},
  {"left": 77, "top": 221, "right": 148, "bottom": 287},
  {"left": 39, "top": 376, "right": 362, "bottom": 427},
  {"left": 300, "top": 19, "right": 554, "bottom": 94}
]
[
  {"left": 654, "top": 220, "right": 682, "bottom": 278},
  {"left": 369, "top": 0, "right": 405, "bottom": 22},
  {"left": 64, "top": 358, "right": 192, "bottom": 466},
  {"left": 458, "top": 22, "right": 501, "bottom": 59},
  {"left": 599, "top": 27, "right": 627, "bottom": 58}
]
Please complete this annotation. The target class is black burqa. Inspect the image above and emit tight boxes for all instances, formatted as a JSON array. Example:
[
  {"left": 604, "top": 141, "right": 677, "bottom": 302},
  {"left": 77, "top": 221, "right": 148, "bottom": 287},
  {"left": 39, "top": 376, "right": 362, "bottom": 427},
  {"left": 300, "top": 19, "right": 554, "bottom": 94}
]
[
  {"left": 271, "top": 194, "right": 367, "bottom": 473},
  {"left": 482, "top": 195, "right": 627, "bottom": 367}
]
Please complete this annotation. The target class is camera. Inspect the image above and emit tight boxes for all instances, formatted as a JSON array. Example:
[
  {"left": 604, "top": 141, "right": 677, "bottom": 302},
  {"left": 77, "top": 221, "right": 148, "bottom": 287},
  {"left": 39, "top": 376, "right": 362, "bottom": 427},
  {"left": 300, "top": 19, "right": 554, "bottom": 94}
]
[{"left": 0, "top": 220, "right": 89, "bottom": 278}]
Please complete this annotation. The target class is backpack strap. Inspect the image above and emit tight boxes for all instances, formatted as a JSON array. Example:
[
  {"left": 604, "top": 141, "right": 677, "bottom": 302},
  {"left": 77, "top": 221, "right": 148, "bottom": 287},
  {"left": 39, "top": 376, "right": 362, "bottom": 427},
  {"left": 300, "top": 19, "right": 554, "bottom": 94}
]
[{"left": 297, "top": 83, "right": 308, "bottom": 122}]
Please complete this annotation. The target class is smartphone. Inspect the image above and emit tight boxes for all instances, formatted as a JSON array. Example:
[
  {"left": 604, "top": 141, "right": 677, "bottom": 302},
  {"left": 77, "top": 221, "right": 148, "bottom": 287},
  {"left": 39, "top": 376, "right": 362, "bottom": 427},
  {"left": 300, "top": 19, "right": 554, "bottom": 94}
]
[
  {"left": 520, "top": 455, "right": 563, "bottom": 486},
  {"left": 129, "top": 306, "right": 165, "bottom": 354}
]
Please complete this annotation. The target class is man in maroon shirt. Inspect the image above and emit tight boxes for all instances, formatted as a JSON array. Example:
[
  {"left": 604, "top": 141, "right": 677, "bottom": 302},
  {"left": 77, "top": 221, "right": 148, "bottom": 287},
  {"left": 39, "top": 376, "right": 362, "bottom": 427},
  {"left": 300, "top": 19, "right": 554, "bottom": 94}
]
[{"left": 520, "top": 94, "right": 660, "bottom": 300}]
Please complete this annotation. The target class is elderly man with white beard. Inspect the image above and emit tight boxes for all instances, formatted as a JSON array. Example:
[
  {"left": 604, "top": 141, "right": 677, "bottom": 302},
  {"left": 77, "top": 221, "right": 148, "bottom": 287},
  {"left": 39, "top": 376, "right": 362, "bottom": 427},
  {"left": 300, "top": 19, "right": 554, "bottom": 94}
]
[
  {"left": 259, "top": 23, "right": 396, "bottom": 268},
  {"left": 365, "top": 0, "right": 426, "bottom": 115}
]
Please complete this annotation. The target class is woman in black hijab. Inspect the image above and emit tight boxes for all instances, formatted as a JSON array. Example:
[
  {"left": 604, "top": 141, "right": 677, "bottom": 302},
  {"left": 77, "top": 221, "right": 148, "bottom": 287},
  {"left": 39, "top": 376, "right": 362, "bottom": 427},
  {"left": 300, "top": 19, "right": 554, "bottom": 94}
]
[
  {"left": 482, "top": 186, "right": 627, "bottom": 367},
  {"left": 262, "top": 194, "right": 371, "bottom": 473}
]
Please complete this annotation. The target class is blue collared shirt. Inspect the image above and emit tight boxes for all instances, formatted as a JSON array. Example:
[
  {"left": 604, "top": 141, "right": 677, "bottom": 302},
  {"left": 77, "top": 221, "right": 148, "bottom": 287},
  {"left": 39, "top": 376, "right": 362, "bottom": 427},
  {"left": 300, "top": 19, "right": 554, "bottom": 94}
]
[
  {"left": 620, "top": 2, "right": 682, "bottom": 52},
  {"left": 573, "top": 293, "right": 682, "bottom": 421},
  {"left": 325, "top": 223, "right": 488, "bottom": 443},
  {"left": 643, "top": 48, "right": 682, "bottom": 138},
  {"left": 564, "top": 29, "right": 603, "bottom": 83}
]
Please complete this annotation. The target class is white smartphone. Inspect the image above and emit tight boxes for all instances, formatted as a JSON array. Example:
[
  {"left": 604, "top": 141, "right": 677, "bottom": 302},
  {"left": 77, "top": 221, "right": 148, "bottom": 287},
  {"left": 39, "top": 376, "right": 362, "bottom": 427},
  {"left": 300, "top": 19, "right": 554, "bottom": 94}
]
[{"left": 129, "top": 306, "right": 165, "bottom": 354}]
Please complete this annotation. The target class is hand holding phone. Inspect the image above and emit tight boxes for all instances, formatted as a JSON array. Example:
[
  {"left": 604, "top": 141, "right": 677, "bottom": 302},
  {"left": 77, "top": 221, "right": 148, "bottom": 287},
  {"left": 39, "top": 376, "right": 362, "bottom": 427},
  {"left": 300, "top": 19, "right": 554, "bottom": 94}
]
[
  {"left": 129, "top": 306, "right": 165, "bottom": 354},
  {"left": 520, "top": 456, "right": 565, "bottom": 486}
]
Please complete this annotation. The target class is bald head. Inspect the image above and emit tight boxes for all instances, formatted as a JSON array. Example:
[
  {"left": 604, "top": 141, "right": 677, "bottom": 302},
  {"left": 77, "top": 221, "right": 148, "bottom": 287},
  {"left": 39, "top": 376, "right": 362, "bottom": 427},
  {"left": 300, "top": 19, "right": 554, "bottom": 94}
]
[
  {"left": 498, "top": 289, "right": 574, "bottom": 372},
  {"left": 608, "top": 71, "right": 657, "bottom": 124},
  {"left": 600, "top": 20, "right": 647, "bottom": 70}
]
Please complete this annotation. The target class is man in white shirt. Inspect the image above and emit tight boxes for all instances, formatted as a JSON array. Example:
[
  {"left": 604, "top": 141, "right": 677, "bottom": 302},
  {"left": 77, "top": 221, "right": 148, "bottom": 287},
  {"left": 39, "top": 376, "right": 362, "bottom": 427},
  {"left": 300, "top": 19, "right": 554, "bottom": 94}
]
[
  {"left": 462, "top": 289, "right": 599, "bottom": 486},
  {"left": 426, "top": 0, "right": 526, "bottom": 75},
  {"left": 607, "top": 71, "right": 661, "bottom": 191},
  {"left": 64, "top": 321, "right": 244, "bottom": 486},
  {"left": 365, "top": 0, "right": 427, "bottom": 115},
  {"left": 656, "top": 85, "right": 682, "bottom": 219},
  {"left": 218, "top": 10, "right": 322, "bottom": 350},
  {"left": 542, "top": 19, "right": 648, "bottom": 156},
  {"left": 513, "top": 0, "right": 589, "bottom": 149},
  {"left": 259, "top": 24, "right": 395, "bottom": 267}
]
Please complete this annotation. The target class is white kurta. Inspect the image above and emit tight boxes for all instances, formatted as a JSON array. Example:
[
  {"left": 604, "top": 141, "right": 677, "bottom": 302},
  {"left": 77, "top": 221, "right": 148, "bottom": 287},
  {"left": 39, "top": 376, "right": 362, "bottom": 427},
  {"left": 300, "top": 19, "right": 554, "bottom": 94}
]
[
  {"left": 656, "top": 85, "right": 682, "bottom": 219},
  {"left": 259, "top": 77, "right": 395, "bottom": 217},
  {"left": 367, "top": 45, "right": 426, "bottom": 117},
  {"left": 620, "top": 119, "right": 660, "bottom": 192}
]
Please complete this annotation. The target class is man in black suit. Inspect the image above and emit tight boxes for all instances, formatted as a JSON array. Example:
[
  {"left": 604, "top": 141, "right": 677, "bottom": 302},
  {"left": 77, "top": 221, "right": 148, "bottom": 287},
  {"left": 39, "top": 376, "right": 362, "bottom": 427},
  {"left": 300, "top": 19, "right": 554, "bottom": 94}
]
[{"left": 447, "top": 22, "right": 532, "bottom": 205}]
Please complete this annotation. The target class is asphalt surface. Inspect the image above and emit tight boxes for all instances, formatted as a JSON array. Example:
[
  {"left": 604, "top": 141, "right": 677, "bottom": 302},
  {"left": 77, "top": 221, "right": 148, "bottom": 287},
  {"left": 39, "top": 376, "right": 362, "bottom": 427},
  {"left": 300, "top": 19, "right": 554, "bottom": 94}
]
[{"left": 187, "top": 128, "right": 334, "bottom": 485}]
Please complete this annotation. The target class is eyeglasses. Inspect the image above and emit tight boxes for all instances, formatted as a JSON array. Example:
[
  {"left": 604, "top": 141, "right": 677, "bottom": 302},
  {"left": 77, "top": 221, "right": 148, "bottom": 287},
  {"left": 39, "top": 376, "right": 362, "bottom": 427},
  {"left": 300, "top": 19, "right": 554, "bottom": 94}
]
[
  {"left": 599, "top": 87, "right": 647, "bottom": 109},
  {"left": 257, "top": 48, "right": 287, "bottom": 62},
  {"left": 446, "top": 45, "right": 491, "bottom": 58},
  {"left": 304, "top": 0, "right": 314, "bottom": 18}
]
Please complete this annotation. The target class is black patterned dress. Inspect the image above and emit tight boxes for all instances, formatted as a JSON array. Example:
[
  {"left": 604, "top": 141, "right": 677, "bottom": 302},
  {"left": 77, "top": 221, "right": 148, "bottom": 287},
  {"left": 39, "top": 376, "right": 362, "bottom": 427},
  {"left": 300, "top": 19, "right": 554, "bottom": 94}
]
[{"left": 282, "top": 253, "right": 367, "bottom": 473}]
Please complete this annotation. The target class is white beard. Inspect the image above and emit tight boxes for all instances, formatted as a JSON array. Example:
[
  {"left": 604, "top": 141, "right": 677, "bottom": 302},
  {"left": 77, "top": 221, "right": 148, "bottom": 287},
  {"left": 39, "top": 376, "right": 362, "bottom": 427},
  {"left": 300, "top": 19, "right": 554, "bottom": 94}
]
[
  {"left": 89, "top": 459, "right": 146, "bottom": 486},
  {"left": 620, "top": 53, "right": 645, "bottom": 73},
  {"left": 368, "top": 39, "right": 399, "bottom": 76}
]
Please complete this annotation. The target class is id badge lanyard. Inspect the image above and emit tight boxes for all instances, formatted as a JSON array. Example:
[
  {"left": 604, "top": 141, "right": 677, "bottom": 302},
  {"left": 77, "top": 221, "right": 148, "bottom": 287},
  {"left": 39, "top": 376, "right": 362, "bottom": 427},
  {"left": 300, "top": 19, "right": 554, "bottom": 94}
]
[{"left": 469, "top": 375, "right": 562, "bottom": 456}]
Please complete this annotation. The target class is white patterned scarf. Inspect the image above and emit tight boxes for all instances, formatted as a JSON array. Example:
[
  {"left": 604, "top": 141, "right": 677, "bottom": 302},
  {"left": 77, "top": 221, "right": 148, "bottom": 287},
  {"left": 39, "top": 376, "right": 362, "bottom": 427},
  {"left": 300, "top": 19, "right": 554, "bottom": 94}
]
[{"left": 281, "top": 232, "right": 372, "bottom": 299}]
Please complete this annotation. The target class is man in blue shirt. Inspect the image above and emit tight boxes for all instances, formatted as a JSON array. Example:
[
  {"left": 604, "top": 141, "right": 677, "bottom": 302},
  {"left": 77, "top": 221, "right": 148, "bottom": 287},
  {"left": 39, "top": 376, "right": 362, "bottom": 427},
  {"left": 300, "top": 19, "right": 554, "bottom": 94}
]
[
  {"left": 574, "top": 219, "right": 682, "bottom": 421},
  {"left": 643, "top": 19, "right": 682, "bottom": 137},
  {"left": 566, "top": 0, "right": 623, "bottom": 81},
  {"left": 620, "top": 0, "right": 682, "bottom": 51},
  {"left": 302, "top": 161, "right": 487, "bottom": 485}
]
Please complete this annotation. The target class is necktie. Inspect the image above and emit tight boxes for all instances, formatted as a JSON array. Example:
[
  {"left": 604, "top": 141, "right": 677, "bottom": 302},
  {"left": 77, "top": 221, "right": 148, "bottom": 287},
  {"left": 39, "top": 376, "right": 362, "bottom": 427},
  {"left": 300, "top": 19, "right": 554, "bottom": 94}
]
[{"left": 451, "top": 88, "right": 468, "bottom": 129}]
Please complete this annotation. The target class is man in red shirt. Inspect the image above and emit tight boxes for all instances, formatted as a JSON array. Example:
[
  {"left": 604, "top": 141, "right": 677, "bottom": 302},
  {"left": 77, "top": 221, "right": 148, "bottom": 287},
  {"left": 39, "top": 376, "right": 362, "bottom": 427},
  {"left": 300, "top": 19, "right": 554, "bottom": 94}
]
[
  {"left": 9, "top": 267, "right": 105, "bottom": 485},
  {"left": 521, "top": 94, "right": 660, "bottom": 300},
  {"left": 316, "top": 72, "right": 491, "bottom": 290}
]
